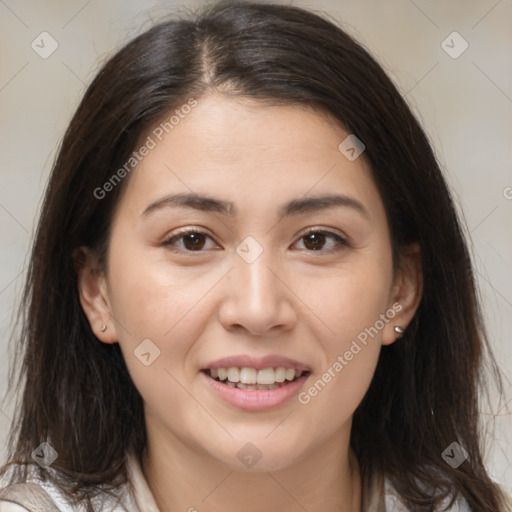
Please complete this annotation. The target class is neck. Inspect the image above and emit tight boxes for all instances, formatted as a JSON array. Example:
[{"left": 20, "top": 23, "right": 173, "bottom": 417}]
[{"left": 141, "top": 422, "right": 362, "bottom": 512}]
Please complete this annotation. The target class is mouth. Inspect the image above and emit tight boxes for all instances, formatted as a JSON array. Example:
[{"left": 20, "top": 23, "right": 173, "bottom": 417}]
[
  {"left": 201, "top": 367, "right": 310, "bottom": 391},
  {"left": 200, "top": 366, "right": 311, "bottom": 410}
]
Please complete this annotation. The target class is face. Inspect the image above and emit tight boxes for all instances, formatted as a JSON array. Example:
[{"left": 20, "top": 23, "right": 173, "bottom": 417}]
[{"left": 78, "top": 92, "right": 421, "bottom": 472}]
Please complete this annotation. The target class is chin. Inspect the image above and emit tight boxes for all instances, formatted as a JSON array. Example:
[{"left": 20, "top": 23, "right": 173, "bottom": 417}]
[{"left": 209, "top": 440, "right": 304, "bottom": 473}]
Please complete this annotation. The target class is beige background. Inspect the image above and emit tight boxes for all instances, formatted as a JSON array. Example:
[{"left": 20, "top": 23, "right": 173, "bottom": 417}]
[{"left": 1, "top": 0, "right": 511, "bottom": 489}]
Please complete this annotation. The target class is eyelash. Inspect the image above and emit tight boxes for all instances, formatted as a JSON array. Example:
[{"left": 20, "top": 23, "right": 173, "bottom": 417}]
[{"left": 162, "top": 227, "right": 350, "bottom": 255}]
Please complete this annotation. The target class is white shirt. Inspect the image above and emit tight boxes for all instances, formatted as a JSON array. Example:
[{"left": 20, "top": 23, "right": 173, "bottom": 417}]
[{"left": 0, "top": 452, "right": 503, "bottom": 511}]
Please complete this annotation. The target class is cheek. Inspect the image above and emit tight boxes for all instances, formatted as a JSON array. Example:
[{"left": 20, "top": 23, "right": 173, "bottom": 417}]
[
  {"left": 107, "top": 230, "right": 220, "bottom": 340},
  {"left": 298, "top": 273, "right": 387, "bottom": 426},
  {"left": 300, "top": 254, "right": 393, "bottom": 344},
  {"left": 297, "top": 344, "right": 379, "bottom": 441},
  {"left": 105, "top": 240, "right": 230, "bottom": 400},
  {"left": 106, "top": 255, "right": 215, "bottom": 428},
  {"left": 295, "top": 251, "right": 392, "bottom": 412}
]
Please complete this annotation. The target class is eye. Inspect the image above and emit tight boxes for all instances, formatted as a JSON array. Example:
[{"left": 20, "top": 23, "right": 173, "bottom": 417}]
[
  {"left": 293, "top": 229, "right": 349, "bottom": 253},
  {"left": 162, "top": 227, "right": 349, "bottom": 254},
  {"left": 162, "top": 229, "right": 218, "bottom": 252}
]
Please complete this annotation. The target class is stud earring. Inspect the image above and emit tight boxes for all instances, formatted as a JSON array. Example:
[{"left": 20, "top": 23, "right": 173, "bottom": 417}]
[
  {"left": 394, "top": 326, "right": 404, "bottom": 337},
  {"left": 100, "top": 325, "right": 107, "bottom": 333}
]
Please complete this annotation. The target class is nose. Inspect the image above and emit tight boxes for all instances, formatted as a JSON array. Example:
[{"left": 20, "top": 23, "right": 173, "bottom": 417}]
[{"left": 217, "top": 247, "right": 297, "bottom": 336}]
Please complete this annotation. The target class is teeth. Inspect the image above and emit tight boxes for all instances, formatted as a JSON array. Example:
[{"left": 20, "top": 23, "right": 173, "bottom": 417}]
[
  {"left": 207, "top": 366, "right": 305, "bottom": 385},
  {"left": 285, "top": 368, "right": 296, "bottom": 381},
  {"left": 236, "top": 382, "right": 280, "bottom": 390},
  {"left": 275, "top": 367, "right": 287, "bottom": 382},
  {"left": 227, "top": 367, "right": 240, "bottom": 383},
  {"left": 257, "top": 368, "right": 276, "bottom": 385},
  {"left": 240, "top": 367, "right": 257, "bottom": 384}
]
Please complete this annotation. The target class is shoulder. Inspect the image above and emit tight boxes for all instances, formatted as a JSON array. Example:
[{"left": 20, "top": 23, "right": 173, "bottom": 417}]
[
  {"left": 383, "top": 474, "right": 470, "bottom": 511},
  {"left": 384, "top": 474, "right": 512, "bottom": 511},
  {"left": 0, "top": 462, "right": 139, "bottom": 512},
  {"left": 384, "top": 489, "right": 471, "bottom": 511},
  {"left": 0, "top": 503, "right": 28, "bottom": 512}
]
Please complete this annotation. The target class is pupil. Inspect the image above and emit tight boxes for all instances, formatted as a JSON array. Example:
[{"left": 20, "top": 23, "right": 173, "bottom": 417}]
[
  {"left": 184, "top": 233, "right": 205, "bottom": 250},
  {"left": 304, "top": 233, "right": 325, "bottom": 250}
]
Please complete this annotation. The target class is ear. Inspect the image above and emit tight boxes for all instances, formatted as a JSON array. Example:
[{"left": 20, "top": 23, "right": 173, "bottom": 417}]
[
  {"left": 382, "top": 243, "right": 423, "bottom": 346},
  {"left": 73, "top": 246, "right": 118, "bottom": 344}
]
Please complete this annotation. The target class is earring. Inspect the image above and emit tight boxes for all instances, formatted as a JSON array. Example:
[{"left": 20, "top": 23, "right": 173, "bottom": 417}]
[
  {"left": 394, "top": 326, "right": 404, "bottom": 337},
  {"left": 100, "top": 325, "right": 107, "bottom": 332}
]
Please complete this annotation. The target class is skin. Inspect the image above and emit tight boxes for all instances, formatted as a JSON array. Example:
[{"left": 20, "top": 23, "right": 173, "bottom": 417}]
[{"left": 77, "top": 92, "right": 422, "bottom": 512}]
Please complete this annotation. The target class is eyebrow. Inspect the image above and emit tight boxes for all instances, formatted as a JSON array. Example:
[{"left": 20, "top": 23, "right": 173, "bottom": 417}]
[{"left": 141, "top": 192, "right": 369, "bottom": 219}]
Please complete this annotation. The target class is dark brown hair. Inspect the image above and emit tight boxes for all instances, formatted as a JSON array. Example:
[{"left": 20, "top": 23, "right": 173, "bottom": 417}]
[{"left": 1, "top": 1, "right": 510, "bottom": 510}]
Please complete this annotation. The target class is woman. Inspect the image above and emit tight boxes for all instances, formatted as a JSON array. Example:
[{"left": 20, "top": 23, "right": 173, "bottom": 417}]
[{"left": 0, "top": 1, "right": 510, "bottom": 511}]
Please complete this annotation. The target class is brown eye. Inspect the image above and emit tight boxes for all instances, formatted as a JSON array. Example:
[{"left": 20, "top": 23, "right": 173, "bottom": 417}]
[
  {"left": 163, "top": 230, "right": 218, "bottom": 252},
  {"left": 303, "top": 232, "right": 327, "bottom": 250},
  {"left": 294, "top": 230, "right": 349, "bottom": 253},
  {"left": 181, "top": 232, "right": 207, "bottom": 250}
]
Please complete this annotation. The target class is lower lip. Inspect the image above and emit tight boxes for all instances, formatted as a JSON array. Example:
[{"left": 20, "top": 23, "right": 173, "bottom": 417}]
[{"left": 200, "top": 371, "right": 310, "bottom": 411}]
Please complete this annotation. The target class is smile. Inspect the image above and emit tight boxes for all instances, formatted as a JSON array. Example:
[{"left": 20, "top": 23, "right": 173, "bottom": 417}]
[{"left": 205, "top": 367, "right": 306, "bottom": 390}]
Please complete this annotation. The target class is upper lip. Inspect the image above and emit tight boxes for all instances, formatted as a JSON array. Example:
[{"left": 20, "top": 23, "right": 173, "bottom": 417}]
[{"left": 203, "top": 354, "right": 310, "bottom": 372}]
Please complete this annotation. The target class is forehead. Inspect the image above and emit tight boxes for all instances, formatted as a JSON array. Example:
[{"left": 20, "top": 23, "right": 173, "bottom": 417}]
[
  {"left": 151, "top": 94, "right": 349, "bottom": 157},
  {"left": 114, "top": 93, "right": 382, "bottom": 221}
]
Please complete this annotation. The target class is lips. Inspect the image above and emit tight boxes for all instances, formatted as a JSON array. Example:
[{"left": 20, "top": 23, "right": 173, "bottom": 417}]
[
  {"left": 200, "top": 354, "right": 311, "bottom": 410},
  {"left": 200, "top": 370, "right": 310, "bottom": 410}
]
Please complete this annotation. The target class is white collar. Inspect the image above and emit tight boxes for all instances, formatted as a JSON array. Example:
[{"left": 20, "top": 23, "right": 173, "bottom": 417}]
[
  {"left": 124, "top": 451, "right": 474, "bottom": 512},
  {"left": 125, "top": 452, "right": 161, "bottom": 512}
]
